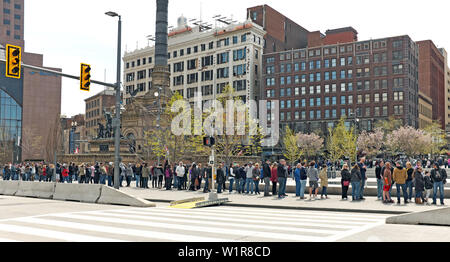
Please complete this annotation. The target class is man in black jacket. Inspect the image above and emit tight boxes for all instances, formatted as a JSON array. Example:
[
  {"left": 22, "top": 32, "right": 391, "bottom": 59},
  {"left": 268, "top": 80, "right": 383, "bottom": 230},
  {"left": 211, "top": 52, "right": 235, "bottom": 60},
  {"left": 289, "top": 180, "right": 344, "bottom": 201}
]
[
  {"left": 262, "top": 160, "right": 272, "bottom": 196},
  {"left": 430, "top": 163, "right": 447, "bottom": 205},
  {"left": 375, "top": 161, "right": 384, "bottom": 200}
]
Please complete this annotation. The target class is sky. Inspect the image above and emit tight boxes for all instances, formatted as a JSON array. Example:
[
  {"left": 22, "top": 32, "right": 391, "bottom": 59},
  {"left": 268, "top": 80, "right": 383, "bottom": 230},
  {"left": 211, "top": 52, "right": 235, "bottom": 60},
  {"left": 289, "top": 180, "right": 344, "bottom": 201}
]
[{"left": 24, "top": 0, "right": 450, "bottom": 118}]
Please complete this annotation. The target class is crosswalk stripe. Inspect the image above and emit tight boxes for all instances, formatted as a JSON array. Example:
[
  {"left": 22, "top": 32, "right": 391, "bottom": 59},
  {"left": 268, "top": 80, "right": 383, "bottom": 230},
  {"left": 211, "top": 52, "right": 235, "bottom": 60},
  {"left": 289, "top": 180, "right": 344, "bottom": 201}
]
[
  {"left": 116, "top": 207, "right": 372, "bottom": 226},
  {"left": 172, "top": 207, "right": 386, "bottom": 222},
  {"left": 108, "top": 209, "right": 357, "bottom": 229},
  {"left": 87, "top": 210, "right": 345, "bottom": 235},
  {"left": 204, "top": 206, "right": 390, "bottom": 219},
  {"left": 14, "top": 217, "right": 234, "bottom": 242},
  {"left": 43, "top": 213, "right": 328, "bottom": 242},
  {"left": 0, "top": 223, "right": 123, "bottom": 242}
]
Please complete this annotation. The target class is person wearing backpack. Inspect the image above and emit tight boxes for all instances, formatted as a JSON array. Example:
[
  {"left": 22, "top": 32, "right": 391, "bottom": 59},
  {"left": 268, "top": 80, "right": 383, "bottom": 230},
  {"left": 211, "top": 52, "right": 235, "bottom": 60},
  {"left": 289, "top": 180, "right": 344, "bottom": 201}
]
[{"left": 430, "top": 163, "right": 446, "bottom": 205}]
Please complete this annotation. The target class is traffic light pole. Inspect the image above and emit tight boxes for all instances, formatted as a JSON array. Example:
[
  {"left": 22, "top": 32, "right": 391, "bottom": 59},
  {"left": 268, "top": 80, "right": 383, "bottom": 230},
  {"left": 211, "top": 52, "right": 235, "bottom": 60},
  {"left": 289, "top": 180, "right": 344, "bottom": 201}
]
[{"left": 0, "top": 58, "right": 116, "bottom": 88}]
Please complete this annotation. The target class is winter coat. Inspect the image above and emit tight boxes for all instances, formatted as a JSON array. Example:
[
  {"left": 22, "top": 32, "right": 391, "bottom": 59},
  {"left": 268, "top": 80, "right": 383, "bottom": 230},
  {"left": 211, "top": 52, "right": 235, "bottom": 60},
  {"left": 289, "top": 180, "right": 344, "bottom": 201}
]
[
  {"left": 424, "top": 175, "right": 433, "bottom": 190},
  {"left": 79, "top": 167, "right": 85, "bottom": 177},
  {"left": 393, "top": 167, "right": 407, "bottom": 184},
  {"left": 263, "top": 163, "right": 271, "bottom": 178},
  {"left": 383, "top": 168, "right": 392, "bottom": 186},
  {"left": 319, "top": 168, "right": 328, "bottom": 187},
  {"left": 277, "top": 165, "right": 288, "bottom": 178},
  {"left": 406, "top": 168, "right": 414, "bottom": 182},
  {"left": 414, "top": 170, "right": 425, "bottom": 192},
  {"left": 217, "top": 168, "right": 225, "bottom": 183},
  {"left": 350, "top": 167, "right": 361, "bottom": 182},
  {"left": 431, "top": 168, "right": 447, "bottom": 183},
  {"left": 142, "top": 167, "right": 150, "bottom": 178},
  {"left": 341, "top": 169, "right": 351, "bottom": 182},
  {"left": 270, "top": 167, "right": 278, "bottom": 183},
  {"left": 62, "top": 168, "right": 69, "bottom": 178},
  {"left": 252, "top": 167, "right": 260, "bottom": 181},
  {"left": 126, "top": 167, "right": 133, "bottom": 177}
]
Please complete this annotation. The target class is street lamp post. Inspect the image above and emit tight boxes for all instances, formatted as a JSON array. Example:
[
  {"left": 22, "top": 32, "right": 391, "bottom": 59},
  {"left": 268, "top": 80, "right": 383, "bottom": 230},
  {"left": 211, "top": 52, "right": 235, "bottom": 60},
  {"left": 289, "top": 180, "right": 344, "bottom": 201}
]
[
  {"left": 106, "top": 11, "right": 122, "bottom": 190},
  {"left": 350, "top": 112, "right": 360, "bottom": 163}
]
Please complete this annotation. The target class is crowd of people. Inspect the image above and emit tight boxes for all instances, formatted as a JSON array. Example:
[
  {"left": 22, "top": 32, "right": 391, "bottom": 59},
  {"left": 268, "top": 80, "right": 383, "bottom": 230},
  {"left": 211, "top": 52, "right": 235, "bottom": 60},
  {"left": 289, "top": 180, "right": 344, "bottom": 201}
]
[{"left": 0, "top": 157, "right": 447, "bottom": 205}]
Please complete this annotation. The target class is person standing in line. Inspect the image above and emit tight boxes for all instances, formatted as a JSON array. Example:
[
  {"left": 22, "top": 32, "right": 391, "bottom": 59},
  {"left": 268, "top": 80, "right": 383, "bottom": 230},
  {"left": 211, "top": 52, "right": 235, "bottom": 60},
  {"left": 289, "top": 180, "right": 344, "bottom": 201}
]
[
  {"left": 238, "top": 164, "right": 246, "bottom": 194},
  {"left": 203, "top": 164, "right": 212, "bottom": 193},
  {"left": 252, "top": 163, "right": 261, "bottom": 195},
  {"left": 299, "top": 162, "right": 308, "bottom": 200},
  {"left": 319, "top": 164, "right": 329, "bottom": 199},
  {"left": 245, "top": 162, "right": 255, "bottom": 195},
  {"left": 197, "top": 163, "right": 204, "bottom": 191},
  {"left": 142, "top": 163, "right": 150, "bottom": 189},
  {"left": 176, "top": 162, "right": 185, "bottom": 191},
  {"left": 228, "top": 163, "right": 236, "bottom": 193},
  {"left": 262, "top": 160, "right": 271, "bottom": 197},
  {"left": 107, "top": 163, "right": 114, "bottom": 187},
  {"left": 126, "top": 163, "right": 133, "bottom": 187},
  {"left": 277, "top": 160, "right": 289, "bottom": 199},
  {"left": 165, "top": 163, "right": 173, "bottom": 190},
  {"left": 405, "top": 162, "right": 414, "bottom": 202},
  {"left": 424, "top": 171, "right": 433, "bottom": 204},
  {"left": 340, "top": 164, "right": 351, "bottom": 200},
  {"left": 62, "top": 164, "right": 69, "bottom": 183},
  {"left": 375, "top": 161, "right": 385, "bottom": 200},
  {"left": 216, "top": 163, "right": 225, "bottom": 194},
  {"left": 271, "top": 163, "right": 278, "bottom": 196},
  {"left": 100, "top": 163, "right": 107, "bottom": 185},
  {"left": 307, "top": 161, "right": 319, "bottom": 200},
  {"left": 414, "top": 166, "right": 425, "bottom": 204},
  {"left": 393, "top": 161, "right": 408, "bottom": 205},
  {"left": 357, "top": 157, "right": 367, "bottom": 200},
  {"left": 430, "top": 163, "right": 446, "bottom": 205},
  {"left": 294, "top": 163, "right": 302, "bottom": 197},
  {"left": 350, "top": 164, "right": 361, "bottom": 201},
  {"left": 135, "top": 163, "right": 142, "bottom": 188},
  {"left": 79, "top": 164, "right": 85, "bottom": 184}
]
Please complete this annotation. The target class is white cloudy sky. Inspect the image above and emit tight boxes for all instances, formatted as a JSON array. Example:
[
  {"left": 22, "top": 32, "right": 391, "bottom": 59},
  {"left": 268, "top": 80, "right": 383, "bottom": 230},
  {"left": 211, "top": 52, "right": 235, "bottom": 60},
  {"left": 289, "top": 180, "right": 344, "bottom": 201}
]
[{"left": 24, "top": 0, "right": 450, "bottom": 117}]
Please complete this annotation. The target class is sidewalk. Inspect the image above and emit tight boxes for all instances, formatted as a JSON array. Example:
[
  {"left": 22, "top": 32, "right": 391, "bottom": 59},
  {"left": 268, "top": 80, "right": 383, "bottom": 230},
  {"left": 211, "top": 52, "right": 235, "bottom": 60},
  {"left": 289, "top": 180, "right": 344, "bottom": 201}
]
[{"left": 120, "top": 187, "right": 447, "bottom": 215}]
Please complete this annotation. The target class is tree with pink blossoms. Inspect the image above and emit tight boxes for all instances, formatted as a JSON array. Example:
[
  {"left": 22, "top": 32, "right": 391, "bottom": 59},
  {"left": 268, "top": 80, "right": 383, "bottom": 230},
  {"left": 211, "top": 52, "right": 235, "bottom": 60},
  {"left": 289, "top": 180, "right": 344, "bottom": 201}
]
[
  {"left": 386, "top": 126, "right": 432, "bottom": 157},
  {"left": 297, "top": 132, "right": 324, "bottom": 161},
  {"left": 357, "top": 128, "right": 384, "bottom": 158}
]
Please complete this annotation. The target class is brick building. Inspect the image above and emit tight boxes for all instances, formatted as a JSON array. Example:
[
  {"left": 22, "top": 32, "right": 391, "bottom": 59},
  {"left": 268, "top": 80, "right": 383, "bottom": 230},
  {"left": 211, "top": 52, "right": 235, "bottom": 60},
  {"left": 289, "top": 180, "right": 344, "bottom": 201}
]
[
  {"left": 418, "top": 40, "right": 446, "bottom": 130},
  {"left": 247, "top": 5, "right": 309, "bottom": 54},
  {"left": 84, "top": 89, "right": 116, "bottom": 140},
  {"left": 264, "top": 29, "right": 419, "bottom": 138}
]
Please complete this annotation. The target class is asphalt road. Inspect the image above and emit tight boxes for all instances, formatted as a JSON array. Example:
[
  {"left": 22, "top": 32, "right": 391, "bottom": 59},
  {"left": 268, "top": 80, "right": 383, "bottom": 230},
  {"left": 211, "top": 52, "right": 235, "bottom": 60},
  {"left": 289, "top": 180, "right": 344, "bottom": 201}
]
[{"left": 0, "top": 195, "right": 449, "bottom": 242}]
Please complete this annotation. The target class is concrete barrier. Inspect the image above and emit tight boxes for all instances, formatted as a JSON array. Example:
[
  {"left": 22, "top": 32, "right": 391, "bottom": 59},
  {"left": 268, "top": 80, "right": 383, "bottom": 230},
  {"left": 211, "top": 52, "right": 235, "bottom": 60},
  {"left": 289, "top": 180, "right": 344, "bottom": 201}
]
[
  {"left": 53, "top": 183, "right": 102, "bottom": 203},
  {"left": 15, "top": 181, "right": 56, "bottom": 199},
  {"left": 97, "top": 186, "right": 155, "bottom": 207},
  {"left": 386, "top": 207, "right": 450, "bottom": 226},
  {"left": 0, "top": 180, "right": 19, "bottom": 196}
]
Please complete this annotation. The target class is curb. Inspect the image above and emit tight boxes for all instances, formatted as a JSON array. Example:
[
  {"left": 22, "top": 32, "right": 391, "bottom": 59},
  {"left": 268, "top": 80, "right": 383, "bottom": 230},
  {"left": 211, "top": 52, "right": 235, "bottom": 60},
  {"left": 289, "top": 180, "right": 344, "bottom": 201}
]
[{"left": 144, "top": 198, "right": 409, "bottom": 215}]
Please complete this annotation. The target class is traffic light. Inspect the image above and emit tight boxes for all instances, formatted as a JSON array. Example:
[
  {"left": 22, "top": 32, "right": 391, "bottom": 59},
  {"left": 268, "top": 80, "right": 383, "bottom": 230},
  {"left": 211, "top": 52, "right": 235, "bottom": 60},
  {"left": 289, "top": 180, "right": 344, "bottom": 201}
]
[
  {"left": 5, "top": 44, "right": 21, "bottom": 79},
  {"left": 80, "top": 63, "right": 91, "bottom": 91},
  {"left": 203, "top": 136, "right": 215, "bottom": 147}
]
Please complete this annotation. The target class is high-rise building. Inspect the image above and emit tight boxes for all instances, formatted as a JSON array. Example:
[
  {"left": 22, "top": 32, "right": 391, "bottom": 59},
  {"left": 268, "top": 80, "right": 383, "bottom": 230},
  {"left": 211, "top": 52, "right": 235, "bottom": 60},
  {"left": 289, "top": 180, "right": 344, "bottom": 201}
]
[
  {"left": 246, "top": 5, "right": 309, "bottom": 54},
  {"left": 438, "top": 48, "right": 450, "bottom": 131},
  {"left": 264, "top": 30, "right": 420, "bottom": 136},
  {"left": 123, "top": 17, "right": 265, "bottom": 105},
  {"left": 0, "top": 0, "right": 62, "bottom": 162},
  {"left": 0, "top": 0, "right": 24, "bottom": 48},
  {"left": 418, "top": 40, "right": 446, "bottom": 130}
]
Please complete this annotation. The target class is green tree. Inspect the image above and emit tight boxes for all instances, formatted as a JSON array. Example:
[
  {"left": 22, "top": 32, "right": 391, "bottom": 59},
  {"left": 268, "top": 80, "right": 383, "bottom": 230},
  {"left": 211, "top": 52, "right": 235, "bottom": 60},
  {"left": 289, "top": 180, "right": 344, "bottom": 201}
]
[
  {"left": 422, "top": 121, "right": 447, "bottom": 157},
  {"left": 374, "top": 116, "right": 403, "bottom": 135},
  {"left": 282, "top": 126, "right": 303, "bottom": 166},
  {"left": 327, "top": 117, "right": 357, "bottom": 162}
]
